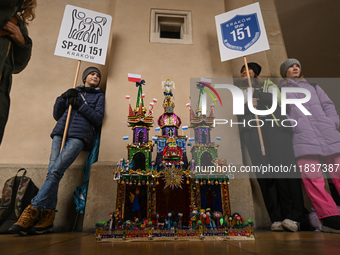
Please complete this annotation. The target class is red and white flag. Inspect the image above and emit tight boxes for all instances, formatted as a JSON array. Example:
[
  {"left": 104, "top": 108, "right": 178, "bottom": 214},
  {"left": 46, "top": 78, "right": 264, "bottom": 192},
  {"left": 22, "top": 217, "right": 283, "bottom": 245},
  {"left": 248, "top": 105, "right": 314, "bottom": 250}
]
[
  {"left": 142, "top": 93, "right": 145, "bottom": 98},
  {"left": 186, "top": 103, "right": 190, "bottom": 107},
  {"left": 153, "top": 98, "right": 158, "bottom": 103},
  {"left": 200, "top": 77, "right": 212, "bottom": 85},
  {"left": 150, "top": 102, "right": 154, "bottom": 106},
  {"left": 126, "top": 95, "right": 130, "bottom": 99},
  {"left": 128, "top": 73, "right": 141, "bottom": 83}
]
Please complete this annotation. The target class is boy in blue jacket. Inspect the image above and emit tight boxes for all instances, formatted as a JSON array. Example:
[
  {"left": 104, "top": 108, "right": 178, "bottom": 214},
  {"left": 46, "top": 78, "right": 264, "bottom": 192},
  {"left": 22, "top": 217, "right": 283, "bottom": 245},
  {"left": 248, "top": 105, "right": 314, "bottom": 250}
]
[{"left": 9, "top": 67, "right": 105, "bottom": 235}]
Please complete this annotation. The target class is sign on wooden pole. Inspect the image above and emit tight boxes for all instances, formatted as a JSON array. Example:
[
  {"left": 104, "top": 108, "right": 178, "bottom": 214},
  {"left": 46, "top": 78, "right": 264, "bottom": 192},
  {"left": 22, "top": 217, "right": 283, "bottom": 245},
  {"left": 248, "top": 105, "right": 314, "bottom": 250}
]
[
  {"left": 215, "top": 3, "right": 269, "bottom": 155},
  {"left": 54, "top": 5, "right": 112, "bottom": 151}
]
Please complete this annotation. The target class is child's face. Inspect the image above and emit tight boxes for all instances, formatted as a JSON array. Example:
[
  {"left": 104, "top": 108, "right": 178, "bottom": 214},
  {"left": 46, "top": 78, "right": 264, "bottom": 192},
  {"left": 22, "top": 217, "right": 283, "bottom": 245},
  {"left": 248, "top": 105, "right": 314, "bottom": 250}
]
[{"left": 84, "top": 72, "right": 100, "bottom": 87}]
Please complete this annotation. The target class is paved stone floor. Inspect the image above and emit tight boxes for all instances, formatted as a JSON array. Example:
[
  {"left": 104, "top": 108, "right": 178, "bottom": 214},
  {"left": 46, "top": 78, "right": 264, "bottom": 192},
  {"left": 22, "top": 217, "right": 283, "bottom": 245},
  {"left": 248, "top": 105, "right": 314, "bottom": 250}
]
[{"left": 1, "top": 231, "right": 340, "bottom": 255}]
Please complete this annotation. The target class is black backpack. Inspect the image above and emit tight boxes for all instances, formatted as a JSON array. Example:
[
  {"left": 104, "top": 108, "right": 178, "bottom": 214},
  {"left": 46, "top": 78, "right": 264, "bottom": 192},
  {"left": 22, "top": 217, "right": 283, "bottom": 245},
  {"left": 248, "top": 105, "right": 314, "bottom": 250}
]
[{"left": 0, "top": 168, "right": 39, "bottom": 233}]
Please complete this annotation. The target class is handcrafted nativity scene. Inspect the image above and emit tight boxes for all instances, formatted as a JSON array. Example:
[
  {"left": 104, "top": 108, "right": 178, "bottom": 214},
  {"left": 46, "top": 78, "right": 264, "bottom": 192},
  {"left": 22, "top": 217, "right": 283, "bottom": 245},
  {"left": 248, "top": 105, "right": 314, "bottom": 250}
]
[{"left": 96, "top": 77, "right": 254, "bottom": 241}]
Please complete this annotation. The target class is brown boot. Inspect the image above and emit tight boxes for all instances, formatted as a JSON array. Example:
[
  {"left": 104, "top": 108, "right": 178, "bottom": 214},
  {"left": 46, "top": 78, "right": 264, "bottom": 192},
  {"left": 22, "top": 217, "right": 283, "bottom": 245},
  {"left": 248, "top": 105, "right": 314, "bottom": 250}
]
[
  {"left": 9, "top": 205, "right": 40, "bottom": 235},
  {"left": 29, "top": 209, "right": 55, "bottom": 235}
]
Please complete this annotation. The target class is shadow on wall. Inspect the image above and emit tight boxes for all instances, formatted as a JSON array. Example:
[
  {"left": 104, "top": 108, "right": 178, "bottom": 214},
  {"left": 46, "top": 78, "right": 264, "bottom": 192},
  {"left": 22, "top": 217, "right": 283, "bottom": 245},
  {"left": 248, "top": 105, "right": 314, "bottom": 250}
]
[{"left": 275, "top": 0, "right": 340, "bottom": 78}]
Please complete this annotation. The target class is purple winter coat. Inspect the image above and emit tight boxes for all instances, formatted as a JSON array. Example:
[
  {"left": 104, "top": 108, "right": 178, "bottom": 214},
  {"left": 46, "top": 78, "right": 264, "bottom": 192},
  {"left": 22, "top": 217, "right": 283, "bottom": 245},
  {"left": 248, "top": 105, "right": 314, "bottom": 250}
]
[{"left": 280, "top": 78, "right": 340, "bottom": 158}]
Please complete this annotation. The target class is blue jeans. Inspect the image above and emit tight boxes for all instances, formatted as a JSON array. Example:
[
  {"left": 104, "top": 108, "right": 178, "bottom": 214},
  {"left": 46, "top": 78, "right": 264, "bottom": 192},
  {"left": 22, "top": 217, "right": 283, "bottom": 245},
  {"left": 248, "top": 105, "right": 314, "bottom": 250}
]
[{"left": 31, "top": 136, "right": 84, "bottom": 210}]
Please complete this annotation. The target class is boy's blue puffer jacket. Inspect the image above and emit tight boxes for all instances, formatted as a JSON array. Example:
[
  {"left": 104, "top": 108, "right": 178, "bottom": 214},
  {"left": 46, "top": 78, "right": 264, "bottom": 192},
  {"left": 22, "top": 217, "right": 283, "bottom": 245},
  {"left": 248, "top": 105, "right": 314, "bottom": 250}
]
[{"left": 50, "top": 85, "right": 105, "bottom": 151}]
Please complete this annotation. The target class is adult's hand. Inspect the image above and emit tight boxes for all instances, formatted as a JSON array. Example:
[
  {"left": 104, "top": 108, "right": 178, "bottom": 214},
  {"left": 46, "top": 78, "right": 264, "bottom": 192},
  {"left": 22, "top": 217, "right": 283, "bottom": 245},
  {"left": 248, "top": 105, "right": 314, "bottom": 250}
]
[{"left": 3, "top": 21, "right": 25, "bottom": 45}]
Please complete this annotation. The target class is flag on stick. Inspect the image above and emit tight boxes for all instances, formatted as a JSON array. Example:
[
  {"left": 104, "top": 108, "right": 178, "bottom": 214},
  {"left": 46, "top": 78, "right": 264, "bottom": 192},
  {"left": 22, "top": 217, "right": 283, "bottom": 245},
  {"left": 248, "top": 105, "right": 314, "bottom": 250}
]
[{"left": 128, "top": 73, "right": 141, "bottom": 83}]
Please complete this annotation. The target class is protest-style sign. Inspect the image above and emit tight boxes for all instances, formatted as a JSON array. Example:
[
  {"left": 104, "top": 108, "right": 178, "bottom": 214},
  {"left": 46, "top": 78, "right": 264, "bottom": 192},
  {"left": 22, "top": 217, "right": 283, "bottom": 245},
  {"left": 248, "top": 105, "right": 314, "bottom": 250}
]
[
  {"left": 54, "top": 5, "right": 112, "bottom": 65},
  {"left": 54, "top": 5, "right": 112, "bottom": 151},
  {"left": 215, "top": 2, "right": 269, "bottom": 62},
  {"left": 215, "top": 3, "right": 269, "bottom": 155}
]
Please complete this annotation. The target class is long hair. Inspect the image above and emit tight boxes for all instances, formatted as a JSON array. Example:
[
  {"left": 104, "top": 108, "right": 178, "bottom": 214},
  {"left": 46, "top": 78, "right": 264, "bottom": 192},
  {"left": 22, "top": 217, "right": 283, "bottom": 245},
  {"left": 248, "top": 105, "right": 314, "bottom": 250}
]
[{"left": 21, "top": 0, "right": 37, "bottom": 25}]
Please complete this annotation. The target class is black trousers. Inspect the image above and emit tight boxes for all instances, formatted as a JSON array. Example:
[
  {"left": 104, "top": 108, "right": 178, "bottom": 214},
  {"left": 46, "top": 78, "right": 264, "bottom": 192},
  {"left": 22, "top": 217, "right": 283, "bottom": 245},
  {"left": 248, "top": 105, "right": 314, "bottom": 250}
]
[
  {"left": 0, "top": 76, "right": 11, "bottom": 145},
  {"left": 241, "top": 122, "right": 305, "bottom": 223}
]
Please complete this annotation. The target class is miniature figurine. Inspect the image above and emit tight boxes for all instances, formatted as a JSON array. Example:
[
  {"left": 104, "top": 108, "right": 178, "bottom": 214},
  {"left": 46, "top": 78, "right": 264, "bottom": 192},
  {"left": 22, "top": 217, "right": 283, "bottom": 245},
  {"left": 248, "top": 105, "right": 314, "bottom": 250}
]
[
  {"left": 198, "top": 220, "right": 204, "bottom": 239},
  {"left": 148, "top": 221, "right": 153, "bottom": 240},
  {"left": 129, "top": 188, "right": 142, "bottom": 218},
  {"left": 173, "top": 221, "right": 178, "bottom": 239},
  {"left": 165, "top": 210, "right": 174, "bottom": 230},
  {"left": 114, "top": 211, "right": 124, "bottom": 229},
  {"left": 213, "top": 211, "right": 223, "bottom": 228},
  {"left": 189, "top": 208, "right": 199, "bottom": 228},
  {"left": 199, "top": 209, "right": 210, "bottom": 227},
  {"left": 162, "top": 79, "right": 175, "bottom": 99},
  {"left": 190, "top": 159, "right": 195, "bottom": 172},
  {"left": 133, "top": 217, "right": 142, "bottom": 229},
  {"left": 154, "top": 212, "right": 166, "bottom": 229},
  {"left": 232, "top": 213, "right": 244, "bottom": 227},
  {"left": 205, "top": 208, "right": 215, "bottom": 230},
  {"left": 176, "top": 211, "right": 183, "bottom": 228},
  {"left": 109, "top": 212, "right": 114, "bottom": 233}
]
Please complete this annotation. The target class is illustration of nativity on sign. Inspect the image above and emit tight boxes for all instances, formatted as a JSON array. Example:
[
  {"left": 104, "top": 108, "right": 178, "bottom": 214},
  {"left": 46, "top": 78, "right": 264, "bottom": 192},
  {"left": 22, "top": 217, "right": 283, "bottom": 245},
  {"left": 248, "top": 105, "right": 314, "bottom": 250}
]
[{"left": 96, "top": 76, "right": 254, "bottom": 241}]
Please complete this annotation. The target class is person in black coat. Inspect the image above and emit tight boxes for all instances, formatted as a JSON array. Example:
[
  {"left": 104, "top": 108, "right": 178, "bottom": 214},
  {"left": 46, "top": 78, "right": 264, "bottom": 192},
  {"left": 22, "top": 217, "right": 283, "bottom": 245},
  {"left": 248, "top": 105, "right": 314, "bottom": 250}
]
[
  {"left": 237, "top": 63, "right": 306, "bottom": 232},
  {"left": 0, "top": 0, "right": 36, "bottom": 145}
]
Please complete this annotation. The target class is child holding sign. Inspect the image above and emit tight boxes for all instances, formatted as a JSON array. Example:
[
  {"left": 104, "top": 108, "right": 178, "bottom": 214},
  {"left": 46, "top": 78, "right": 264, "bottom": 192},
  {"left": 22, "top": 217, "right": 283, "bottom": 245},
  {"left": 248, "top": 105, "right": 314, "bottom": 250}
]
[{"left": 9, "top": 67, "right": 105, "bottom": 235}]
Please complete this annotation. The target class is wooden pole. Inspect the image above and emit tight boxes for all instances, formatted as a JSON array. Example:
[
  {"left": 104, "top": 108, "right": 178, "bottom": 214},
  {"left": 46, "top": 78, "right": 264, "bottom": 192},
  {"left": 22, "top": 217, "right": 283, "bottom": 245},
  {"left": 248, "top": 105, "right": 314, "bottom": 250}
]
[
  {"left": 60, "top": 60, "right": 82, "bottom": 153},
  {"left": 243, "top": 56, "right": 266, "bottom": 156}
]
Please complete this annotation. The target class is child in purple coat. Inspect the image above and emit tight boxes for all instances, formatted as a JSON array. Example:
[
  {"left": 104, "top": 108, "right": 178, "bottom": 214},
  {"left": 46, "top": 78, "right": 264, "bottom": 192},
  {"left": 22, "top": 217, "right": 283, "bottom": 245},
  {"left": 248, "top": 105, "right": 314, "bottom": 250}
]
[{"left": 280, "top": 58, "right": 340, "bottom": 233}]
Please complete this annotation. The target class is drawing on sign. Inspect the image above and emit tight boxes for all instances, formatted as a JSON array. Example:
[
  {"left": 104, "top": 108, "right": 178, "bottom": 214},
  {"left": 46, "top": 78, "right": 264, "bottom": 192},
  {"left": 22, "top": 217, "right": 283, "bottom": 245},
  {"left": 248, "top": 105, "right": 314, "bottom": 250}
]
[
  {"left": 68, "top": 9, "right": 107, "bottom": 44},
  {"left": 220, "top": 13, "right": 260, "bottom": 52}
]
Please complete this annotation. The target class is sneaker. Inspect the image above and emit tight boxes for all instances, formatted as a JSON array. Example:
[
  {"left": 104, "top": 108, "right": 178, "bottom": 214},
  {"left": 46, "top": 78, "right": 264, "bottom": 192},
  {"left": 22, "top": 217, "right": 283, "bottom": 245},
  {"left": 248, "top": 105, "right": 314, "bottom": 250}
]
[
  {"left": 29, "top": 209, "right": 55, "bottom": 235},
  {"left": 271, "top": 221, "right": 284, "bottom": 231},
  {"left": 282, "top": 219, "right": 299, "bottom": 232},
  {"left": 322, "top": 216, "right": 340, "bottom": 234},
  {"left": 9, "top": 205, "right": 40, "bottom": 236}
]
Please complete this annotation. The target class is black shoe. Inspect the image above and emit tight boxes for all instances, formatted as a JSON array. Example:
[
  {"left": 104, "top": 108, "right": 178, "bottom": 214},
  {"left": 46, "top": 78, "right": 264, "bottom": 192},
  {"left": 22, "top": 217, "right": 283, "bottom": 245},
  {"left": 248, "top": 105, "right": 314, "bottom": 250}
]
[{"left": 322, "top": 216, "right": 340, "bottom": 234}]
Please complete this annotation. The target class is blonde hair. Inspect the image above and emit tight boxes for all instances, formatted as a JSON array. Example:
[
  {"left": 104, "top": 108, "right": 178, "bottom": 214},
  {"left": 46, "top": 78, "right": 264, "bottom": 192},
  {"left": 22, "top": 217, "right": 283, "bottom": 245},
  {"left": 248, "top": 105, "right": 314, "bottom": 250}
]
[{"left": 21, "top": 0, "right": 37, "bottom": 25}]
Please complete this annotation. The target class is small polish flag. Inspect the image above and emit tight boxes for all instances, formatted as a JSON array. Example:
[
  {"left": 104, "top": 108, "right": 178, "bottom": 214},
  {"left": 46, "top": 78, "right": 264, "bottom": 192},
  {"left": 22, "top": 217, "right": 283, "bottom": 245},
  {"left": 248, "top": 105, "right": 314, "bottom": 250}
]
[
  {"left": 128, "top": 73, "right": 141, "bottom": 83},
  {"left": 155, "top": 127, "right": 160, "bottom": 131},
  {"left": 153, "top": 98, "right": 158, "bottom": 103},
  {"left": 189, "top": 137, "right": 194, "bottom": 142},
  {"left": 142, "top": 93, "right": 145, "bottom": 98},
  {"left": 152, "top": 136, "right": 157, "bottom": 141},
  {"left": 150, "top": 102, "right": 154, "bottom": 106},
  {"left": 186, "top": 103, "right": 190, "bottom": 107},
  {"left": 216, "top": 137, "right": 221, "bottom": 140},
  {"left": 201, "top": 78, "right": 212, "bottom": 85},
  {"left": 182, "top": 126, "right": 188, "bottom": 130},
  {"left": 123, "top": 136, "right": 129, "bottom": 140},
  {"left": 126, "top": 95, "right": 130, "bottom": 99}
]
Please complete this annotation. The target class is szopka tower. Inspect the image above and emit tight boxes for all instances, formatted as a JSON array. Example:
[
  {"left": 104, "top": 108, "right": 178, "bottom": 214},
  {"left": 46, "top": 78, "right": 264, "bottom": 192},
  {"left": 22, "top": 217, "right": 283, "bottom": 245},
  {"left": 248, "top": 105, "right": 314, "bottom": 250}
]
[{"left": 126, "top": 79, "right": 154, "bottom": 171}]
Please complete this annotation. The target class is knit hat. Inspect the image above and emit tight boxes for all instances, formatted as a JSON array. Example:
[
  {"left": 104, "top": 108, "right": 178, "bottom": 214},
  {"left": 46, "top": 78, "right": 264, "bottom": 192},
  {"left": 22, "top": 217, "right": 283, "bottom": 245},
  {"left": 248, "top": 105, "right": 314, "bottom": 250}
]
[
  {"left": 82, "top": 67, "right": 101, "bottom": 85},
  {"left": 240, "top": 62, "right": 262, "bottom": 76},
  {"left": 280, "top": 58, "right": 301, "bottom": 78}
]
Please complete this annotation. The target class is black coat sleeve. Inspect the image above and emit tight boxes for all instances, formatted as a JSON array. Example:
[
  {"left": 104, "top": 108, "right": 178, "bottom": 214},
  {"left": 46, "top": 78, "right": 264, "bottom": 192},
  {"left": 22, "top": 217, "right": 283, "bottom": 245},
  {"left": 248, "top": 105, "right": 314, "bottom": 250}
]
[{"left": 12, "top": 20, "right": 32, "bottom": 74}]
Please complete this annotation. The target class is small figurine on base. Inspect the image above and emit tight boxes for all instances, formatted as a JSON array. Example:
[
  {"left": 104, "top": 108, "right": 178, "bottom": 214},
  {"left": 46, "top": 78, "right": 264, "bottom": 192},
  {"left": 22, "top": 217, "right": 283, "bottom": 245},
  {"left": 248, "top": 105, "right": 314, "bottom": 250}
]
[
  {"left": 189, "top": 208, "right": 199, "bottom": 229},
  {"left": 148, "top": 221, "right": 153, "bottom": 240},
  {"left": 206, "top": 208, "right": 215, "bottom": 230},
  {"left": 199, "top": 209, "right": 210, "bottom": 228},
  {"left": 173, "top": 222, "right": 178, "bottom": 240},
  {"left": 154, "top": 212, "right": 165, "bottom": 229},
  {"left": 114, "top": 210, "right": 124, "bottom": 229},
  {"left": 177, "top": 211, "right": 184, "bottom": 228},
  {"left": 165, "top": 211, "right": 174, "bottom": 230},
  {"left": 198, "top": 220, "right": 204, "bottom": 239},
  {"left": 95, "top": 221, "right": 106, "bottom": 240}
]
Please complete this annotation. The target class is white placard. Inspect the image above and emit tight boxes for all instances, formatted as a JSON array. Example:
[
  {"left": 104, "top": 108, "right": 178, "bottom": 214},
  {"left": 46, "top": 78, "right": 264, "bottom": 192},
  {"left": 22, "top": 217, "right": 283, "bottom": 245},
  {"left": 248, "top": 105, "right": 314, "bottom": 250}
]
[
  {"left": 54, "top": 5, "right": 112, "bottom": 65},
  {"left": 215, "top": 3, "right": 269, "bottom": 62}
]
